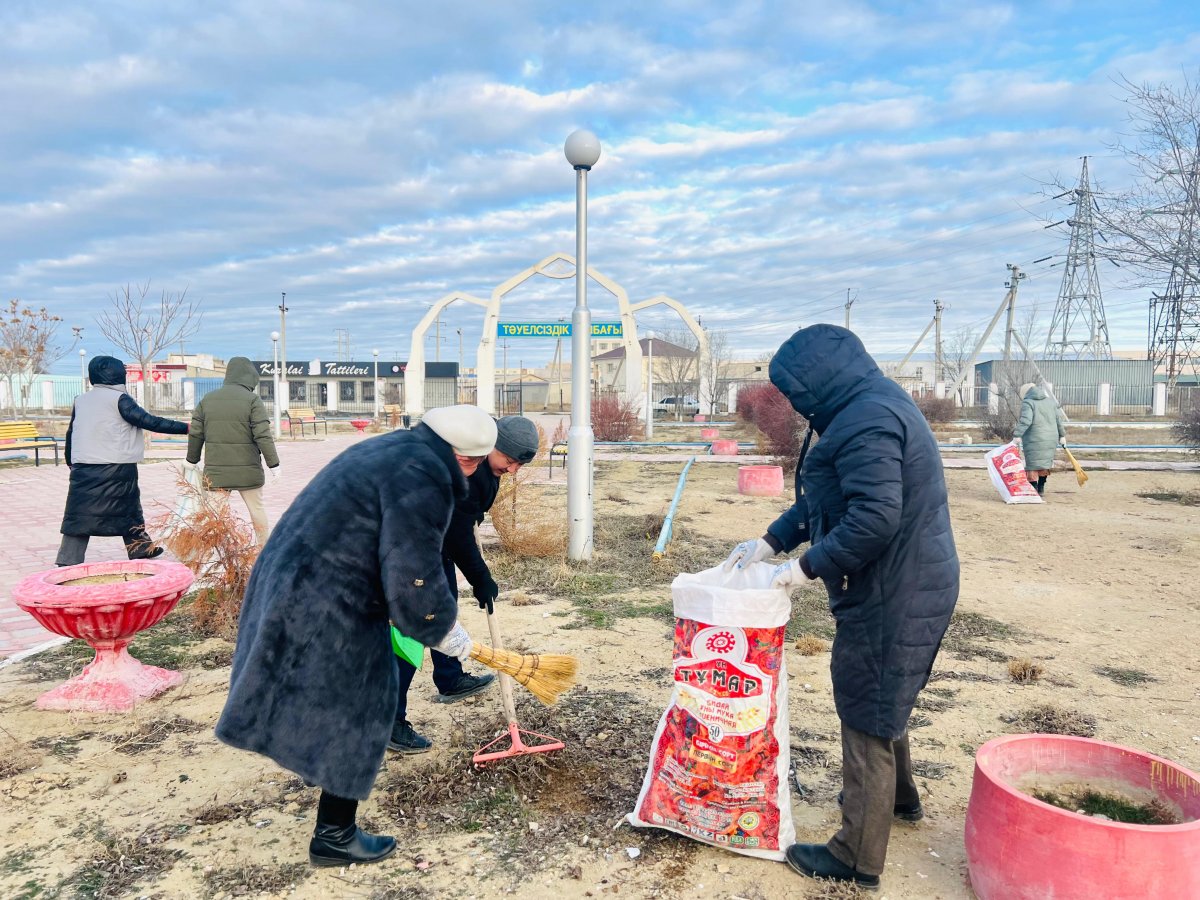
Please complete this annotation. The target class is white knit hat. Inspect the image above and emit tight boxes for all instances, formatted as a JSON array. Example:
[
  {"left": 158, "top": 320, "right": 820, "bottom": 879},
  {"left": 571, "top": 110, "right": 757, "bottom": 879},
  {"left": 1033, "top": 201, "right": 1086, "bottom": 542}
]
[{"left": 422, "top": 405, "right": 497, "bottom": 457}]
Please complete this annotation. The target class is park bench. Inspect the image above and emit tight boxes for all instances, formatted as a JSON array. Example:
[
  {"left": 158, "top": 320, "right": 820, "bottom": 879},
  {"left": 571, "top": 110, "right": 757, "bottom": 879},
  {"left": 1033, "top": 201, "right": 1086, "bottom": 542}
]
[
  {"left": 285, "top": 406, "right": 329, "bottom": 437},
  {"left": 0, "top": 420, "right": 60, "bottom": 466},
  {"left": 548, "top": 441, "right": 568, "bottom": 478},
  {"left": 382, "top": 403, "right": 403, "bottom": 429}
]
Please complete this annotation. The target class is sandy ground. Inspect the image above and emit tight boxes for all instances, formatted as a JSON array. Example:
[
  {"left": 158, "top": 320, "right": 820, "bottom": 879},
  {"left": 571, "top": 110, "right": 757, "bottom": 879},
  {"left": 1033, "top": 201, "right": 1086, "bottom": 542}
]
[{"left": 1, "top": 454, "right": 1198, "bottom": 900}]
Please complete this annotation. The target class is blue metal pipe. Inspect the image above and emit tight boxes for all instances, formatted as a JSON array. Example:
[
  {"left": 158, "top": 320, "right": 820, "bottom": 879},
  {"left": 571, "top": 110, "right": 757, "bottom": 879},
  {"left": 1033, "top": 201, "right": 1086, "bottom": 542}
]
[{"left": 654, "top": 456, "right": 696, "bottom": 558}]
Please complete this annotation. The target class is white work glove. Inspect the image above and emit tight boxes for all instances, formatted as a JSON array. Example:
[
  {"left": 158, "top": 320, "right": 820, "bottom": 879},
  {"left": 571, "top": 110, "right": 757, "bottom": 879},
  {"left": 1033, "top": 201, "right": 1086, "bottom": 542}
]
[
  {"left": 1012, "top": 437, "right": 1023, "bottom": 450},
  {"left": 433, "top": 622, "right": 473, "bottom": 662},
  {"left": 1059, "top": 439, "right": 1068, "bottom": 449},
  {"left": 269, "top": 466, "right": 281, "bottom": 482},
  {"left": 723, "top": 537, "right": 774, "bottom": 572},
  {"left": 770, "top": 558, "right": 815, "bottom": 589}
]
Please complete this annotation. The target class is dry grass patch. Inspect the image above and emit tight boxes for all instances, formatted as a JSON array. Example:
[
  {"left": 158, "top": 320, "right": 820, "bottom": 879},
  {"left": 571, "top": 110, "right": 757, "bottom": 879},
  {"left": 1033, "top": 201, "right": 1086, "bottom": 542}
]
[
  {"left": 204, "top": 861, "right": 309, "bottom": 895},
  {"left": 1002, "top": 703, "right": 1096, "bottom": 737},
  {"left": 106, "top": 715, "right": 205, "bottom": 756},
  {"left": 1008, "top": 657, "right": 1046, "bottom": 684},
  {"left": 794, "top": 634, "right": 828, "bottom": 655},
  {"left": 1095, "top": 665, "right": 1157, "bottom": 687},
  {"left": 61, "top": 827, "right": 184, "bottom": 899}
]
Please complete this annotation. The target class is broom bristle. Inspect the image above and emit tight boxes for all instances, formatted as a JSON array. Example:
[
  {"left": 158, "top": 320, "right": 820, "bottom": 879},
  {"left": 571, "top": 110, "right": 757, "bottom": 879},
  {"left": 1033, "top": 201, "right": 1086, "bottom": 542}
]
[{"left": 469, "top": 641, "right": 578, "bottom": 705}]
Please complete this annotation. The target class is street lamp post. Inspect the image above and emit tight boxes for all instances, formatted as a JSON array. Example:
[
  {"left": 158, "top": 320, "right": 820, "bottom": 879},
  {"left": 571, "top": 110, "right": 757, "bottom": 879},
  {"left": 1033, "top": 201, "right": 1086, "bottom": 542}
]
[
  {"left": 271, "top": 331, "right": 281, "bottom": 439},
  {"left": 278, "top": 292, "right": 289, "bottom": 412},
  {"left": 564, "top": 129, "right": 601, "bottom": 561},
  {"left": 372, "top": 348, "right": 380, "bottom": 421},
  {"left": 645, "top": 333, "right": 654, "bottom": 440},
  {"left": 79, "top": 348, "right": 87, "bottom": 392}
]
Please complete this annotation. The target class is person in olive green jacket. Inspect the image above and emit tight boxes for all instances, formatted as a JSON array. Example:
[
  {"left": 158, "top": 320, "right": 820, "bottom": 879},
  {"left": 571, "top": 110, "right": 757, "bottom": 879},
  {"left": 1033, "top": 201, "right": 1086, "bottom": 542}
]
[{"left": 187, "top": 357, "right": 280, "bottom": 543}]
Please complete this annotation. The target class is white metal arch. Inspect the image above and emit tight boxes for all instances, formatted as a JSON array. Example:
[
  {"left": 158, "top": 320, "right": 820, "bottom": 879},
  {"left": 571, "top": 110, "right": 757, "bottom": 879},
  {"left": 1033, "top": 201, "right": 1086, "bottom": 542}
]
[
  {"left": 629, "top": 294, "right": 711, "bottom": 413},
  {"left": 404, "top": 255, "right": 709, "bottom": 418}
]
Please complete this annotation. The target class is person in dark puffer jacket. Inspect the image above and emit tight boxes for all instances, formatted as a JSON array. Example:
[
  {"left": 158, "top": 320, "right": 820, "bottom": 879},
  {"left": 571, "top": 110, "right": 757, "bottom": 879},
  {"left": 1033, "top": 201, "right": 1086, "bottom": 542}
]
[
  {"left": 56, "top": 356, "right": 189, "bottom": 566},
  {"left": 723, "top": 325, "right": 959, "bottom": 891}
]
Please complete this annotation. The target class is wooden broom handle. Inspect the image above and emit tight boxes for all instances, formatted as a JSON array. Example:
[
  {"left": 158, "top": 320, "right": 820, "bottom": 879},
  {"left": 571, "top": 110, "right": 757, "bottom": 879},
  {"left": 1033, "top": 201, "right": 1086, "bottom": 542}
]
[{"left": 486, "top": 609, "right": 520, "bottom": 726}]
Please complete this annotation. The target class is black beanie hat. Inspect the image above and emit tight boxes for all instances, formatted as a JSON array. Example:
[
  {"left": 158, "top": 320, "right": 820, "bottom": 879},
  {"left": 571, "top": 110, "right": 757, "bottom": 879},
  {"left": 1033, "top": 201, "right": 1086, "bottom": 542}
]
[{"left": 494, "top": 416, "right": 539, "bottom": 464}]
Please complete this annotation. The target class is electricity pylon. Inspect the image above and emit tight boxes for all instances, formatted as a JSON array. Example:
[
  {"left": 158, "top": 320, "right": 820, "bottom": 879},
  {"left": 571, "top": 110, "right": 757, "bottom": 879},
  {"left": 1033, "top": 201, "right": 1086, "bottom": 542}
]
[{"left": 1044, "top": 157, "right": 1112, "bottom": 359}]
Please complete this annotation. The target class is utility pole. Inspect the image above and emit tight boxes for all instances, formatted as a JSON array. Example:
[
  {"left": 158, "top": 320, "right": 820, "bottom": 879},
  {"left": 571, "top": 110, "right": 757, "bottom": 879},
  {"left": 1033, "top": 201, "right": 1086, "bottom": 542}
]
[
  {"left": 456, "top": 328, "right": 464, "bottom": 403},
  {"left": 501, "top": 338, "right": 508, "bottom": 414},
  {"left": 934, "top": 297, "right": 945, "bottom": 384},
  {"left": 278, "top": 292, "right": 289, "bottom": 411},
  {"left": 950, "top": 264, "right": 1026, "bottom": 400},
  {"left": 844, "top": 289, "right": 856, "bottom": 331}
]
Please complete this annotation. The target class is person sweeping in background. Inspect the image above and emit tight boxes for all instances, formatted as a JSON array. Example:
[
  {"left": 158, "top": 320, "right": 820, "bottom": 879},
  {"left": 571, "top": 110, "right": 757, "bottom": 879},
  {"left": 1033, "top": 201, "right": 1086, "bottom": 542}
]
[
  {"left": 57, "top": 355, "right": 190, "bottom": 565},
  {"left": 1013, "top": 382, "right": 1067, "bottom": 497},
  {"left": 216, "top": 405, "right": 496, "bottom": 868},
  {"left": 389, "top": 415, "right": 541, "bottom": 752},
  {"left": 723, "top": 324, "right": 959, "bottom": 891}
]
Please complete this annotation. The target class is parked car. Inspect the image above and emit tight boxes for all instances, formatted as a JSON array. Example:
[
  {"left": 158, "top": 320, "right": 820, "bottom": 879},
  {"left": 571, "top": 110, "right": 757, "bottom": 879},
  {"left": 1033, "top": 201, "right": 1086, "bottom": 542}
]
[{"left": 653, "top": 395, "right": 700, "bottom": 415}]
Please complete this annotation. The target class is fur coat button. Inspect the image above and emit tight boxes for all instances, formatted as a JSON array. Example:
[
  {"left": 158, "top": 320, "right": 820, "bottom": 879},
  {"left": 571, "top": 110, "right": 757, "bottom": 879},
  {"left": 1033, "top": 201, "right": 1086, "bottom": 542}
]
[{"left": 413, "top": 578, "right": 424, "bottom": 586}]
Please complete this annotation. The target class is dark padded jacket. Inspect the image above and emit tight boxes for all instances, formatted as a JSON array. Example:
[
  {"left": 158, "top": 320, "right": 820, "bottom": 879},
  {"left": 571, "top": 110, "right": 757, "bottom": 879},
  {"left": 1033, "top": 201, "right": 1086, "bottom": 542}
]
[
  {"left": 767, "top": 325, "right": 959, "bottom": 740},
  {"left": 187, "top": 356, "right": 279, "bottom": 489},
  {"left": 441, "top": 463, "right": 501, "bottom": 598},
  {"left": 216, "top": 424, "right": 464, "bottom": 799}
]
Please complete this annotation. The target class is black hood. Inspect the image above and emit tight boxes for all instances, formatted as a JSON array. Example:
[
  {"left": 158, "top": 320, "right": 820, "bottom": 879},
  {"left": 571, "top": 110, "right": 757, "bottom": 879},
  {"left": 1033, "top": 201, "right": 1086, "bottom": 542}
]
[
  {"left": 768, "top": 324, "right": 882, "bottom": 434},
  {"left": 88, "top": 355, "right": 127, "bottom": 386}
]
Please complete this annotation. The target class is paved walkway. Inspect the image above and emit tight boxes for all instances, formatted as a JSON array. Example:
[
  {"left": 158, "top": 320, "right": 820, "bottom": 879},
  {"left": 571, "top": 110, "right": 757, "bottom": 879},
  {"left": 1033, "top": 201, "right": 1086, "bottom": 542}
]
[{"left": 4, "top": 429, "right": 1196, "bottom": 660}]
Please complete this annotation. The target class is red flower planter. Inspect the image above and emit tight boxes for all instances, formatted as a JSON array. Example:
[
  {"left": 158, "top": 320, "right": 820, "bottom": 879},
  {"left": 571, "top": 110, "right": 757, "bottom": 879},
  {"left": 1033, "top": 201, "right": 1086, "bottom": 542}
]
[
  {"left": 13, "top": 560, "right": 194, "bottom": 712},
  {"left": 350, "top": 419, "right": 371, "bottom": 433},
  {"left": 737, "top": 465, "right": 784, "bottom": 496},
  {"left": 710, "top": 439, "right": 739, "bottom": 456},
  {"left": 965, "top": 734, "right": 1200, "bottom": 899}
]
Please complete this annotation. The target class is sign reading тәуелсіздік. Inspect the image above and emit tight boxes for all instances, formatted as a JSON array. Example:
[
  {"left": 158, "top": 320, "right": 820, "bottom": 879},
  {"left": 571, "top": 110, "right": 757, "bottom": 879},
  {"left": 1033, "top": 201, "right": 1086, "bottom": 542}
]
[{"left": 497, "top": 322, "right": 623, "bottom": 338}]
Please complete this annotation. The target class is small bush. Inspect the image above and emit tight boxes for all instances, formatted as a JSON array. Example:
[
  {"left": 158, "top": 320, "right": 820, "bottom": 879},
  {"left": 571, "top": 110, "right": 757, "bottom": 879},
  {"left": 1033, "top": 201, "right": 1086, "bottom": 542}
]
[
  {"left": 491, "top": 426, "right": 567, "bottom": 558},
  {"left": 915, "top": 394, "right": 958, "bottom": 425},
  {"left": 591, "top": 393, "right": 642, "bottom": 441},
  {"left": 794, "top": 634, "right": 828, "bottom": 656},
  {"left": 982, "top": 409, "right": 1018, "bottom": 442},
  {"left": 736, "top": 382, "right": 775, "bottom": 423},
  {"left": 1173, "top": 398, "right": 1200, "bottom": 453},
  {"left": 749, "top": 383, "right": 806, "bottom": 459},
  {"left": 1008, "top": 657, "right": 1045, "bottom": 684},
  {"left": 154, "top": 471, "right": 259, "bottom": 640}
]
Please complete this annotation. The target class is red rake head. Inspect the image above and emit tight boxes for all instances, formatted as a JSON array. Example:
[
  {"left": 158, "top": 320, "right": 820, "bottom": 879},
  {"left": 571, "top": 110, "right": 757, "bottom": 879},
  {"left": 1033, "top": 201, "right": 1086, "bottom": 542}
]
[{"left": 472, "top": 722, "right": 565, "bottom": 766}]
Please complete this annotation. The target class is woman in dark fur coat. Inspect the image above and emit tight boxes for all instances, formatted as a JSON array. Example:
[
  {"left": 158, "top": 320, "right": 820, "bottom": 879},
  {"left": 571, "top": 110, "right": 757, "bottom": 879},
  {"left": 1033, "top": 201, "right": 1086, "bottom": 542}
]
[{"left": 216, "top": 405, "right": 497, "bottom": 867}]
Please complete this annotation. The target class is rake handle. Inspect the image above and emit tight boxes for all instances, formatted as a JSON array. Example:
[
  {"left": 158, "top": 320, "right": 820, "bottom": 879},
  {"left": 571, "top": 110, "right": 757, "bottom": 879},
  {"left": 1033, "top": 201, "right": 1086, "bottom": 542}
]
[{"left": 485, "top": 609, "right": 520, "bottom": 726}]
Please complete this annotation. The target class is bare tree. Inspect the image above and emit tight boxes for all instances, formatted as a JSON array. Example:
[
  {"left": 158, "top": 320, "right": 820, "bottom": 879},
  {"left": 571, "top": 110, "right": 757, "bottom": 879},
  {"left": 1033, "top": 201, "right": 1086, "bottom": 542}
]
[
  {"left": 96, "top": 282, "right": 202, "bottom": 409},
  {"left": 655, "top": 328, "right": 700, "bottom": 419},
  {"left": 0, "top": 299, "right": 69, "bottom": 417},
  {"left": 942, "top": 325, "right": 979, "bottom": 406},
  {"left": 699, "top": 327, "right": 735, "bottom": 415},
  {"left": 1079, "top": 72, "right": 1200, "bottom": 290}
]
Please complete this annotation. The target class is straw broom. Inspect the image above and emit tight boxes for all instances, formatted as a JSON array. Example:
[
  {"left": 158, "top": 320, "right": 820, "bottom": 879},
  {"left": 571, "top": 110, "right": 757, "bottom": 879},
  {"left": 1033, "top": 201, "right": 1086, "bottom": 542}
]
[{"left": 468, "top": 642, "right": 578, "bottom": 705}]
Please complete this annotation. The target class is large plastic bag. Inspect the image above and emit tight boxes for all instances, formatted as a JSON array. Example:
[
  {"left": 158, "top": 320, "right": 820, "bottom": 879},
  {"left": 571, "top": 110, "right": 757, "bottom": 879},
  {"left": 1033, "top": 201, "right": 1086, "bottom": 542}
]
[
  {"left": 163, "top": 461, "right": 205, "bottom": 536},
  {"left": 627, "top": 563, "right": 795, "bottom": 860},
  {"left": 984, "top": 441, "right": 1043, "bottom": 504}
]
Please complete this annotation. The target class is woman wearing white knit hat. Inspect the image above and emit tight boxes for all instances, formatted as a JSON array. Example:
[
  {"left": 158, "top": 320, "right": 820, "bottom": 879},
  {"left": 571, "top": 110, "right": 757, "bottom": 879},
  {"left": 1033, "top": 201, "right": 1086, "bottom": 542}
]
[{"left": 217, "top": 404, "right": 495, "bottom": 868}]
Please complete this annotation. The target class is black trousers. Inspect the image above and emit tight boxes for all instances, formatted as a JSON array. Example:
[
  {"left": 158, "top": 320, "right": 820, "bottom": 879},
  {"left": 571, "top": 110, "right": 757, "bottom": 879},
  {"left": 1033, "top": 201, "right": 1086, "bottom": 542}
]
[
  {"left": 394, "top": 650, "right": 464, "bottom": 722},
  {"left": 827, "top": 722, "right": 920, "bottom": 877},
  {"left": 55, "top": 526, "right": 157, "bottom": 566}
]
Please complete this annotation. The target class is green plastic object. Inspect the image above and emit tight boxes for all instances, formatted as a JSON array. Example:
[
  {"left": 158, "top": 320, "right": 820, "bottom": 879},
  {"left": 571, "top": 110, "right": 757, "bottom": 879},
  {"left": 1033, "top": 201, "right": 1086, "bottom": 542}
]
[{"left": 390, "top": 625, "right": 424, "bottom": 669}]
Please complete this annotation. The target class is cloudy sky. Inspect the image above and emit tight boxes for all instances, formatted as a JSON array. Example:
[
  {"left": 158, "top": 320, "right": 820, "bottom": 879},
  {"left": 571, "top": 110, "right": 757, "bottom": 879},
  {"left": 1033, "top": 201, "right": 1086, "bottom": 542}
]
[{"left": 3, "top": 1, "right": 1198, "bottom": 374}]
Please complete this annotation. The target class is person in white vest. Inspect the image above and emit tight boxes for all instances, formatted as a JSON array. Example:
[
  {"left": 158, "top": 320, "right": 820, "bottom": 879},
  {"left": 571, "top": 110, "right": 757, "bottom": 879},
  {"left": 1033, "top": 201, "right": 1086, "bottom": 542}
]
[{"left": 56, "top": 355, "right": 190, "bottom": 566}]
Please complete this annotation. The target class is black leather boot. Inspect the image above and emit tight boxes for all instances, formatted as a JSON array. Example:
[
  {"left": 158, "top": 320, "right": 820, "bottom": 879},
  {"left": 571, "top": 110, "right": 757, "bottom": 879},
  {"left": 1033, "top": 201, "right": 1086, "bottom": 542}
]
[{"left": 308, "top": 823, "right": 396, "bottom": 867}]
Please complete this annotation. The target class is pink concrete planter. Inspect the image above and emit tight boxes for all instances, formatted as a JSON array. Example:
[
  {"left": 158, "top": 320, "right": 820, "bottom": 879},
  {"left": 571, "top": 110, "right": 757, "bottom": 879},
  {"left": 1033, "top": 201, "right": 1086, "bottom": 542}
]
[
  {"left": 738, "top": 465, "right": 784, "bottom": 496},
  {"left": 965, "top": 734, "right": 1200, "bottom": 899},
  {"left": 13, "top": 560, "right": 195, "bottom": 712},
  {"left": 699, "top": 427, "right": 720, "bottom": 440},
  {"left": 693, "top": 414, "right": 707, "bottom": 422},
  {"left": 710, "top": 439, "right": 739, "bottom": 455}
]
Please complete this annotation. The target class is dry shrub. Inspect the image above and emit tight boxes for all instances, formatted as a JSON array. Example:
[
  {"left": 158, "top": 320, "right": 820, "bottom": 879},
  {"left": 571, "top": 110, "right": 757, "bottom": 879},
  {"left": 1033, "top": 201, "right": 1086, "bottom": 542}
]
[
  {"left": 794, "top": 634, "right": 829, "bottom": 656},
  {"left": 154, "top": 470, "right": 258, "bottom": 640},
  {"left": 737, "top": 382, "right": 806, "bottom": 461},
  {"left": 1008, "top": 657, "right": 1045, "bottom": 684},
  {"left": 0, "top": 740, "right": 40, "bottom": 780},
  {"left": 736, "top": 382, "right": 774, "bottom": 422},
  {"left": 506, "top": 591, "right": 542, "bottom": 607},
  {"left": 591, "top": 392, "right": 643, "bottom": 441},
  {"left": 915, "top": 394, "right": 958, "bottom": 424},
  {"left": 1174, "top": 396, "right": 1200, "bottom": 453},
  {"left": 491, "top": 428, "right": 567, "bottom": 558}
]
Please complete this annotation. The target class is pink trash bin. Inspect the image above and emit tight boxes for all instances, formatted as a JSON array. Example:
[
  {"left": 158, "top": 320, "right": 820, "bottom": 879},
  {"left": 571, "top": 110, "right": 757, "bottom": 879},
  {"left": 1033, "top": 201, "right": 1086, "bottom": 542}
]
[
  {"left": 710, "top": 439, "right": 738, "bottom": 455},
  {"left": 737, "top": 465, "right": 784, "bottom": 496},
  {"left": 699, "top": 427, "right": 720, "bottom": 440},
  {"left": 693, "top": 414, "right": 707, "bottom": 422},
  {"left": 964, "top": 734, "right": 1200, "bottom": 900}
]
